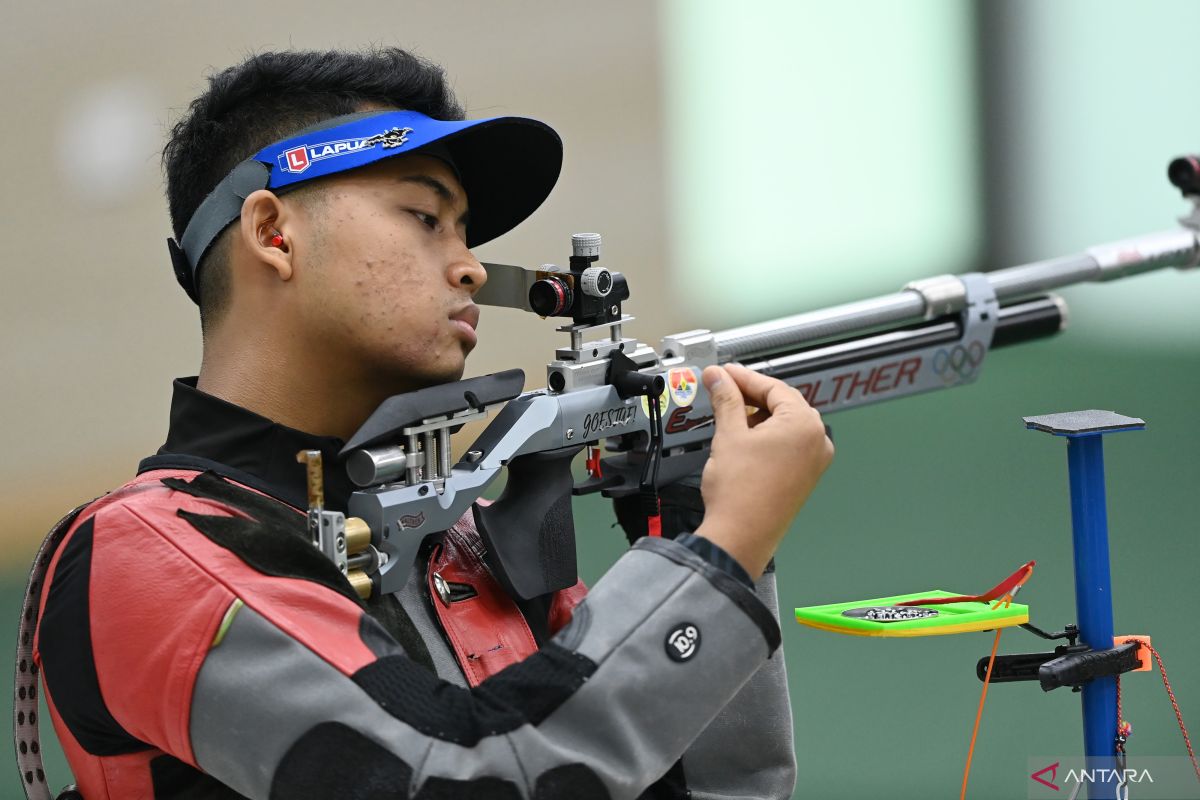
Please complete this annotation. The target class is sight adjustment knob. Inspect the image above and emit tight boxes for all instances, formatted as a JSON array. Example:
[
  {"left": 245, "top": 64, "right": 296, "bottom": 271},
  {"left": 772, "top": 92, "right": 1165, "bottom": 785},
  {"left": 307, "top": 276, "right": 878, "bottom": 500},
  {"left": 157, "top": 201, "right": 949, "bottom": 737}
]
[
  {"left": 571, "top": 232, "right": 601, "bottom": 259},
  {"left": 580, "top": 266, "right": 613, "bottom": 298}
]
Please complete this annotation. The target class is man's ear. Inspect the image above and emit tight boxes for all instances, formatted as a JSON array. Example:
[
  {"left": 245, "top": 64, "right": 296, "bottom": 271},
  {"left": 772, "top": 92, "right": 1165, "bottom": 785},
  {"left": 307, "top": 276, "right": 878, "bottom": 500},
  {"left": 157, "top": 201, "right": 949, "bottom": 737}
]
[{"left": 238, "top": 189, "right": 293, "bottom": 282}]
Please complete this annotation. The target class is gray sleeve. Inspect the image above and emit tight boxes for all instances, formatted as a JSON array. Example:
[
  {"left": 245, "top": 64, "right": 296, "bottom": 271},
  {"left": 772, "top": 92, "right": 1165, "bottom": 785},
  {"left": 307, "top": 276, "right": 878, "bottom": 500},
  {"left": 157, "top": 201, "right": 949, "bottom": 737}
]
[
  {"left": 188, "top": 536, "right": 781, "bottom": 800},
  {"left": 680, "top": 567, "right": 797, "bottom": 800}
]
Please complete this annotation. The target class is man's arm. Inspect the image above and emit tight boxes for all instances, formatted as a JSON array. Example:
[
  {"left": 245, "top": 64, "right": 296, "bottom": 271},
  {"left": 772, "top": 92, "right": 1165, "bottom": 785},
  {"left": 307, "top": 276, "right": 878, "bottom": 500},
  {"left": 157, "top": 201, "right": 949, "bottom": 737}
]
[{"left": 617, "top": 478, "right": 797, "bottom": 800}]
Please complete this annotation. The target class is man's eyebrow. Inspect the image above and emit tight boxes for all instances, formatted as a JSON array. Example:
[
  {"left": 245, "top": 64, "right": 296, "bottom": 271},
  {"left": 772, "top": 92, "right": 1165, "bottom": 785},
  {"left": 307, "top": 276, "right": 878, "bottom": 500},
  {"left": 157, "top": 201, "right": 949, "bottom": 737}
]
[{"left": 398, "top": 175, "right": 470, "bottom": 226}]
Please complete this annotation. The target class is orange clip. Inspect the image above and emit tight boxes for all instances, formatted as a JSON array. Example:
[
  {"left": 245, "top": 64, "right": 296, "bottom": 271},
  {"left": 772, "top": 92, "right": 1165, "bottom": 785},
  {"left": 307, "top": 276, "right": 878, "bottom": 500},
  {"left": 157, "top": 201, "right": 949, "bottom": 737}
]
[{"left": 1114, "top": 635, "right": 1152, "bottom": 672}]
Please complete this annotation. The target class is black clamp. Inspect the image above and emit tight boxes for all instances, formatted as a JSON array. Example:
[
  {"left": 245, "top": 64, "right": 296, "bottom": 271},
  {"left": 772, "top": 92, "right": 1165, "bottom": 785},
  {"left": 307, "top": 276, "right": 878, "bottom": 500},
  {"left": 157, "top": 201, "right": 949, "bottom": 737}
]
[
  {"left": 573, "top": 351, "right": 664, "bottom": 498},
  {"left": 978, "top": 623, "right": 1143, "bottom": 692}
]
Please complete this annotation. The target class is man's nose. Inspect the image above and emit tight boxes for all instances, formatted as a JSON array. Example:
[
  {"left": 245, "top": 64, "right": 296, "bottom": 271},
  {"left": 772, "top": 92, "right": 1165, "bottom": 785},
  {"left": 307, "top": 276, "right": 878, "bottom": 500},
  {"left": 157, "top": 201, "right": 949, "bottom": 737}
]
[{"left": 448, "top": 245, "right": 488, "bottom": 293}]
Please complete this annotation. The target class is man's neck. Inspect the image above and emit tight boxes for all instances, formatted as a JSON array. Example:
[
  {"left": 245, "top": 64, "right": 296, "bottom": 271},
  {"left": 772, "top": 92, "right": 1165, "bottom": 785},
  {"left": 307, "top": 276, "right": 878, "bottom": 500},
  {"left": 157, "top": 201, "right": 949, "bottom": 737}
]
[{"left": 197, "top": 340, "right": 384, "bottom": 442}]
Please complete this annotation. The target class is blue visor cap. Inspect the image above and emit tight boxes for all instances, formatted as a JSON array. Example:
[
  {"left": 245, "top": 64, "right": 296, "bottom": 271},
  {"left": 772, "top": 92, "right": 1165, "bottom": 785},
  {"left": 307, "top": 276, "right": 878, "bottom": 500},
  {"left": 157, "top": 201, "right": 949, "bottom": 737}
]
[{"left": 168, "top": 109, "right": 562, "bottom": 303}]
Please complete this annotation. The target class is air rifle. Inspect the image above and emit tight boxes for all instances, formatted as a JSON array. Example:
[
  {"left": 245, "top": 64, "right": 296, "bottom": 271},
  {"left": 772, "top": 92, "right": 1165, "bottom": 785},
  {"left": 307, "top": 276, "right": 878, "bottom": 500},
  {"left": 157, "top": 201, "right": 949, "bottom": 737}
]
[{"left": 308, "top": 157, "right": 1200, "bottom": 603}]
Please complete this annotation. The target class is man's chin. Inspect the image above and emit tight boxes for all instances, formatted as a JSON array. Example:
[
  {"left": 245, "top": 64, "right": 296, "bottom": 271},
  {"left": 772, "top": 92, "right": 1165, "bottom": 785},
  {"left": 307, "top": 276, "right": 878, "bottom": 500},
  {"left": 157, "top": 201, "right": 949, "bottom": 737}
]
[
  {"left": 402, "top": 364, "right": 467, "bottom": 392},
  {"left": 365, "top": 352, "right": 468, "bottom": 398}
]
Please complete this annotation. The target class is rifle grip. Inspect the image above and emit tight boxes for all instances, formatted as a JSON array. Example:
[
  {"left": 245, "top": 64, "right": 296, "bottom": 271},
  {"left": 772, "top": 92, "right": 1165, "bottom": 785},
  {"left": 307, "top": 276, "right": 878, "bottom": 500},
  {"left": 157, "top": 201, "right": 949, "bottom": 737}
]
[{"left": 474, "top": 445, "right": 583, "bottom": 600}]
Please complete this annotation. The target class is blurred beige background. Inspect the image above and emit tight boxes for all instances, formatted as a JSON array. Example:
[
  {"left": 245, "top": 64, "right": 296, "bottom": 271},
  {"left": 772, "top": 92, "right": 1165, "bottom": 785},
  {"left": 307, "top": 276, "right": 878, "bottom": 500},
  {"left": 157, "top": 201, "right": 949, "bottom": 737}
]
[{"left": 1, "top": 0, "right": 680, "bottom": 546}]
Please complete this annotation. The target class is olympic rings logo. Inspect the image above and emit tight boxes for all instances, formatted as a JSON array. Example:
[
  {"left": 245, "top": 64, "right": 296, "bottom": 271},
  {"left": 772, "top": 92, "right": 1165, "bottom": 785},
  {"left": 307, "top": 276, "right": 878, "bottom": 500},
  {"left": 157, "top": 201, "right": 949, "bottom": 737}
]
[{"left": 932, "top": 341, "right": 985, "bottom": 382}]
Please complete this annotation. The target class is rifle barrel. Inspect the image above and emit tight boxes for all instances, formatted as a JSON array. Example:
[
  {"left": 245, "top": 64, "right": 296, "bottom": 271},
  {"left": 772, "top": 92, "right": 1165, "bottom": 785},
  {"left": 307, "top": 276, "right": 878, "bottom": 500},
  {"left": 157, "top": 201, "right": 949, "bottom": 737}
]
[
  {"left": 715, "top": 292, "right": 927, "bottom": 362},
  {"left": 713, "top": 228, "right": 1197, "bottom": 362}
]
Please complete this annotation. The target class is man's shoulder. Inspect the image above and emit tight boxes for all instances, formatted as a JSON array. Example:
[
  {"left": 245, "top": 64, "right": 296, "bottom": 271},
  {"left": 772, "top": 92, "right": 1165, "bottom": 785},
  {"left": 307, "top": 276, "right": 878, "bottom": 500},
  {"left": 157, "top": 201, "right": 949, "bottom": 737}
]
[{"left": 66, "top": 468, "right": 244, "bottom": 542}]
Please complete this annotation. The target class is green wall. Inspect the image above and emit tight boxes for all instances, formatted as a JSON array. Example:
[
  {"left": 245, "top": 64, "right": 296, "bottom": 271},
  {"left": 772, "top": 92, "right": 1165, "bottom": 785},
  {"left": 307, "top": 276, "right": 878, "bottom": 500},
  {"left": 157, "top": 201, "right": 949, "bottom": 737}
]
[{"left": 764, "top": 339, "right": 1199, "bottom": 798}]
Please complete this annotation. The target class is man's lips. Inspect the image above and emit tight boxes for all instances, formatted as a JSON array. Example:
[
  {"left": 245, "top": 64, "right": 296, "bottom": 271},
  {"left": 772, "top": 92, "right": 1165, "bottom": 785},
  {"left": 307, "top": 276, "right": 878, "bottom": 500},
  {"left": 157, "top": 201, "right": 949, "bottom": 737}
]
[{"left": 450, "top": 305, "right": 480, "bottom": 345}]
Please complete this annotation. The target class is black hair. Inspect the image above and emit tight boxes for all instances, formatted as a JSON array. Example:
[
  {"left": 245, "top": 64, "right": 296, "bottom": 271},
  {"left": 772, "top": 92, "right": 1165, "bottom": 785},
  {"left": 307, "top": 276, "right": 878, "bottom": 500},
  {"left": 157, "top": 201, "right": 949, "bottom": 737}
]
[{"left": 162, "top": 48, "right": 465, "bottom": 332}]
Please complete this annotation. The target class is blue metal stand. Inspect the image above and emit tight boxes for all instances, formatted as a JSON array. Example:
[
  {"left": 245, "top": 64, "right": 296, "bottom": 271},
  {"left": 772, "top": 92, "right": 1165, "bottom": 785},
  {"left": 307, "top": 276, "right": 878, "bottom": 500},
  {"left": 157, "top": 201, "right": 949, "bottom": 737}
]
[{"left": 1025, "top": 410, "right": 1145, "bottom": 800}]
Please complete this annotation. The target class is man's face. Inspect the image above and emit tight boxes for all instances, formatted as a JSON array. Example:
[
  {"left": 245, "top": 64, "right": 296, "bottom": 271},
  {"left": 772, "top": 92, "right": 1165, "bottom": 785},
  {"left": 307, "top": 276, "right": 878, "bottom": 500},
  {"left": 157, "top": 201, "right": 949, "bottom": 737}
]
[{"left": 290, "top": 154, "right": 486, "bottom": 393}]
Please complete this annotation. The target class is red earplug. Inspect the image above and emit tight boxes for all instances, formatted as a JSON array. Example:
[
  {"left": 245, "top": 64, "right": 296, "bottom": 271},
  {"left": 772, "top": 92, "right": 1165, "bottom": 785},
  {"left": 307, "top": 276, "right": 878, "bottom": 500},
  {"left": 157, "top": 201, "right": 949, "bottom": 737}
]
[{"left": 269, "top": 231, "right": 284, "bottom": 248}]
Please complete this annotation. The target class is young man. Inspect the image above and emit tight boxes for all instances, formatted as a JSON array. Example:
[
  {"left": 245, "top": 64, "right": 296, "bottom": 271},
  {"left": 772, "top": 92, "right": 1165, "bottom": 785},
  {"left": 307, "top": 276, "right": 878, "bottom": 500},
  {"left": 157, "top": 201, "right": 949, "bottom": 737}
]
[{"left": 25, "top": 49, "right": 833, "bottom": 799}]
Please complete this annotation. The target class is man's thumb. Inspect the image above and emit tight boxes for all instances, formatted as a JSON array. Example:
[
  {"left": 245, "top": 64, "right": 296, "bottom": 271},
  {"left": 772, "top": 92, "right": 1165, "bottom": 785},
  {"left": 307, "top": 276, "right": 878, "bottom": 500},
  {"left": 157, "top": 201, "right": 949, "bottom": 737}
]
[{"left": 703, "top": 366, "right": 746, "bottom": 431}]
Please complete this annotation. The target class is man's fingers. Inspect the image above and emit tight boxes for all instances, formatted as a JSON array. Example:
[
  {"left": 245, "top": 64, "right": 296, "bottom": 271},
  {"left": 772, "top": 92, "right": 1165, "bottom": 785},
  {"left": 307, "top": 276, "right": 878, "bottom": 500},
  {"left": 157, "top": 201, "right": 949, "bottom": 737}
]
[
  {"left": 723, "top": 363, "right": 807, "bottom": 416},
  {"left": 702, "top": 366, "right": 748, "bottom": 433},
  {"left": 747, "top": 408, "right": 771, "bottom": 428},
  {"left": 704, "top": 363, "right": 816, "bottom": 439}
]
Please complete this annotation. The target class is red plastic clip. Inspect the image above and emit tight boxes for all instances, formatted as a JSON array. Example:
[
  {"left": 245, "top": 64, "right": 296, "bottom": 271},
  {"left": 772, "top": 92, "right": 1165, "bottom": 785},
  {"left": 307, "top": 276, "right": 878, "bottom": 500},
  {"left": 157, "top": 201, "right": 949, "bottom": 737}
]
[{"left": 585, "top": 446, "right": 603, "bottom": 479}]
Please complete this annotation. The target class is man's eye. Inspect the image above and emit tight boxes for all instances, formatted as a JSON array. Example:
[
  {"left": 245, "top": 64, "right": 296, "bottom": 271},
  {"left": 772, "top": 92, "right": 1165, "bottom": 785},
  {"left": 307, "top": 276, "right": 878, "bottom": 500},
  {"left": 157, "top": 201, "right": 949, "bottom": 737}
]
[{"left": 412, "top": 211, "right": 439, "bottom": 230}]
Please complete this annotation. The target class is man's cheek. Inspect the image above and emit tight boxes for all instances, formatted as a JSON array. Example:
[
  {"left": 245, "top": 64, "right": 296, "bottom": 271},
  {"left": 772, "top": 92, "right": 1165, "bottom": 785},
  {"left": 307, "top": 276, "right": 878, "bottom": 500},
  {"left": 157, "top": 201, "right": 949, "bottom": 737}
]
[{"left": 393, "top": 323, "right": 444, "bottom": 361}]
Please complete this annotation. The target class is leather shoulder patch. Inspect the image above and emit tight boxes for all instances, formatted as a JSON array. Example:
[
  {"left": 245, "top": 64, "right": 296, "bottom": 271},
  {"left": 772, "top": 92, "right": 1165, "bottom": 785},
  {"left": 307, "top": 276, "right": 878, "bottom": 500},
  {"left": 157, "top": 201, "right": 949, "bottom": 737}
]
[{"left": 164, "top": 472, "right": 362, "bottom": 607}]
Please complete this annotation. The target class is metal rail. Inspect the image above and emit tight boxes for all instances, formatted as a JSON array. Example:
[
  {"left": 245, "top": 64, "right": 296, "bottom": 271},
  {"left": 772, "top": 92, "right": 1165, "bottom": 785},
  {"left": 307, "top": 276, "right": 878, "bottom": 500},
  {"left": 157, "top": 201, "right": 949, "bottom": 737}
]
[{"left": 714, "top": 228, "right": 1199, "bottom": 361}]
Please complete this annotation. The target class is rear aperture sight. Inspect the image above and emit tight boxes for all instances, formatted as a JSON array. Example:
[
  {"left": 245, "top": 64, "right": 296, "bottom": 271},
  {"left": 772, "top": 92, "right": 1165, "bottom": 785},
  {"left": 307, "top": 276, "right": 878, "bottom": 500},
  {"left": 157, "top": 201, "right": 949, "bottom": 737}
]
[{"left": 529, "top": 273, "right": 574, "bottom": 316}]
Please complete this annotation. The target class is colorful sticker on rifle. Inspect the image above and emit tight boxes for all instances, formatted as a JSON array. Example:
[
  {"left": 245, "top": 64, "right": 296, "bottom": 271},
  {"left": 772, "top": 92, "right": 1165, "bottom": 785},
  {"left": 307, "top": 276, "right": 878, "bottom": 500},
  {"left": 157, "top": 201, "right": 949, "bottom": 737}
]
[
  {"left": 668, "top": 368, "right": 699, "bottom": 407},
  {"left": 641, "top": 383, "right": 670, "bottom": 419}
]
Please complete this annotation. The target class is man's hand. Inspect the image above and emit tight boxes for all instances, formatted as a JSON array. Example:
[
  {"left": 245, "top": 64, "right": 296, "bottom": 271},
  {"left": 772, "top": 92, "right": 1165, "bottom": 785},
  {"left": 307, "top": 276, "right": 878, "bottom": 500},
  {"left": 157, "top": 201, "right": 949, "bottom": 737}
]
[{"left": 694, "top": 363, "right": 834, "bottom": 580}]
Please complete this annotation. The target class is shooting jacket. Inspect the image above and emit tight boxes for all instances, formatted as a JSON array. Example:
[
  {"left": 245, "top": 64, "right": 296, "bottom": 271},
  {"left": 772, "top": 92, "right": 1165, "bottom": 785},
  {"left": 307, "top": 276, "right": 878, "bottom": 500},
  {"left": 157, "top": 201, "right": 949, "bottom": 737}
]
[{"left": 30, "top": 378, "right": 796, "bottom": 799}]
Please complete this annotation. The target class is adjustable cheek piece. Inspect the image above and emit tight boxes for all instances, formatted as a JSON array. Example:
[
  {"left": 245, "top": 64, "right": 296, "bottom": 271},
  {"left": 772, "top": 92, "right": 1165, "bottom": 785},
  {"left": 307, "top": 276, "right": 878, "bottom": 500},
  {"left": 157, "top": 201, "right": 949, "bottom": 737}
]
[{"left": 166, "top": 108, "right": 564, "bottom": 304}]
